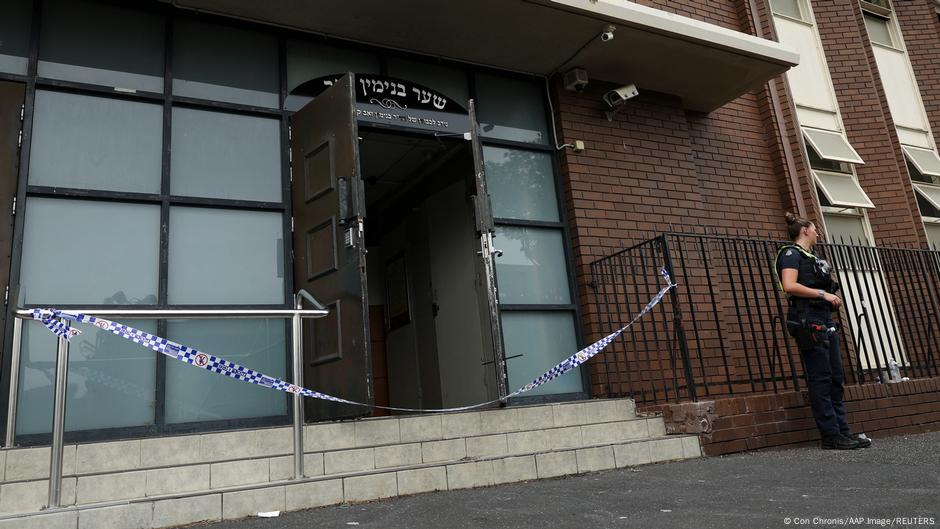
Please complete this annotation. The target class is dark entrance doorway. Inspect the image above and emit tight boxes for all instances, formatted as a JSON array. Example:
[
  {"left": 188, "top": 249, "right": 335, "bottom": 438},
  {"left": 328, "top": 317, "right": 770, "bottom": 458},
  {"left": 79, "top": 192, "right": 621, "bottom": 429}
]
[{"left": 289, "top": 74, "right": 506, "bottom": 421}]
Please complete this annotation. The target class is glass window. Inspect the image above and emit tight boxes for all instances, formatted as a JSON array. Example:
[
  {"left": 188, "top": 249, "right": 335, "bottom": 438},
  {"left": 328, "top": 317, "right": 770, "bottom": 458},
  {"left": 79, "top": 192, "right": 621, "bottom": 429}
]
[
  {"left": 813, "top": 170, "right": 875, "bottom": 209},
  {"left": 38, "top": 0, "right": 164, "bottom": 92},
  {"left": 476, "top": 73, "right": 548, "bottom": 145},
  {"left": 171, "top": 107, "right": 282, "bottom": 202},
  {"left": 285, "top": 40, "right": 380, "bottom": 112},
  {"left": 902, "top": 145, "right": 940, "bottom": 178},
  {"left": 802, "top": 128, "right": 864, "bottom": 164},
  {"left": 484, "top": 146, "right": 559, "bottom": 222},
  {"left": 387, "top": 57, "right": 469, "bottom": 108},
  {"left": 15, "top": 320, "right": 158, "bottom": 436},
  {"left": 925, "top": 222, "right": 940, "bottom": 250},
  {"left": 769, "top": 0, "right": 803, "bottom": 20},
  {"left": 168, "top": 207, "right": 285, "bottom": 305},
  {"left": 823, "top": 213, "right": 869, "bottom": 245},
  {"left": 913, "top": 183, "right": 940, "bottom": 213},
  {"left": 495, "top": 226, "right": 571, "bottom": 304},
  {"left": 29, "top": 90, "right": 163, "bottom": 193},
  {"left": 502, "top": 311, "right": 582, "bottom": 396},
  {"left": 864, "top": 14, "right": 894, "bottom": 47},
  {"left": 0, "top": 0, "right": 32, "bottom": 75},
  {"left": 19, "top": 198, "right": 160, "bottom": 305},
  {"left": 916, "top": 192, "right": 940, "bottom": 218},
  {"left": 164, "top": 319, "right": 287, "bottom": 423},
  {"left": 173, "top": 20, "right": 278, "bottom": 108}
]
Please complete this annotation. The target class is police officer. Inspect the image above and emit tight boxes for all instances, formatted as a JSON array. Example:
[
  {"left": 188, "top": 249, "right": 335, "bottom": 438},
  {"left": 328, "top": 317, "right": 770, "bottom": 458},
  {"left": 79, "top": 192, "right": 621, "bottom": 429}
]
[{"left": 775, "top": 213, "right": 871, "bottom": 450}]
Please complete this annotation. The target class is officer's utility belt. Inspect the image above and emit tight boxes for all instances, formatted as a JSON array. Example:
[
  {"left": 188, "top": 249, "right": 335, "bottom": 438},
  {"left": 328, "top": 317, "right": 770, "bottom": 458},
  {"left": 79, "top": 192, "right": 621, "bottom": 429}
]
[{"left": 786, "top": 317, "right": 838, "bottom": 349}]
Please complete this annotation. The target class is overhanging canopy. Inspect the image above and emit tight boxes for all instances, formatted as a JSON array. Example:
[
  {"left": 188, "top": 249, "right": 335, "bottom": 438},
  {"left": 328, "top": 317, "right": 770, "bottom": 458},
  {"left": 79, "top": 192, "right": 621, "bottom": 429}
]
[{"left": 162, "top": 0, "right": 799, "bottom": 112}]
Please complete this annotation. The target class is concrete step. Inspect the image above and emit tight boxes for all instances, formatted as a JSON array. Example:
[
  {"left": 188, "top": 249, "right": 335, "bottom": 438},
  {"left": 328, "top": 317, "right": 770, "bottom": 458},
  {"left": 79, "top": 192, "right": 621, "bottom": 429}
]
[
  {"left": 0, "top": 434, "right": 701, "bottom": 529},
  {"left": 0, "top": 399, "right": 638, "bottom": 483},
  {"left": 0, "top": 415, "right": 663, "bottom": 512}
]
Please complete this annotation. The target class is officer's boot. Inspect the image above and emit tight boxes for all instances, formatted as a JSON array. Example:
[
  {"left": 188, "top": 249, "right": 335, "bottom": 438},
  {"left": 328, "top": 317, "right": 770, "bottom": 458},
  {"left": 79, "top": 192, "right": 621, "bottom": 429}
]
[{"left": 821, "top": 433, "right": 860, "bottom": 450}]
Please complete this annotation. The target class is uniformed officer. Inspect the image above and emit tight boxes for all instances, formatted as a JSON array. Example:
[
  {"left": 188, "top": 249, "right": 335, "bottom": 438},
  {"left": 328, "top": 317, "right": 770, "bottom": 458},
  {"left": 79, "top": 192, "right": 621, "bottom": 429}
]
[{"left": 775, "top": 213, "right": 871, "bottom": 450}]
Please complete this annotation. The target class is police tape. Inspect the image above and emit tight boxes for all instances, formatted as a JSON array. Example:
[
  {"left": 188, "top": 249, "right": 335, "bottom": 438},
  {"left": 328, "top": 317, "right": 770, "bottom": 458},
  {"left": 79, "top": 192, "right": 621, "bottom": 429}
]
[{"left": 30, "top": 268, "right": 676, "bottom": 413}]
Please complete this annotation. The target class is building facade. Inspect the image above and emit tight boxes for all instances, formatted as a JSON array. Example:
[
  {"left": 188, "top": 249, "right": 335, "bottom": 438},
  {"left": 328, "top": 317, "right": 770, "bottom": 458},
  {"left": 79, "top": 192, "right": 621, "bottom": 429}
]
[{"left": 0, "top": 0, "right": 937, "bottom": 463}]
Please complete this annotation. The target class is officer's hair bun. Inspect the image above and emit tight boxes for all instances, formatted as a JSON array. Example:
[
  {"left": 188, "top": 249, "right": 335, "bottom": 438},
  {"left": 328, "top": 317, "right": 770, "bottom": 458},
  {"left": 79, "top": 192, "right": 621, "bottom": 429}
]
[{"left": 785, "top": 212, "right": 798, "bottom": 225}]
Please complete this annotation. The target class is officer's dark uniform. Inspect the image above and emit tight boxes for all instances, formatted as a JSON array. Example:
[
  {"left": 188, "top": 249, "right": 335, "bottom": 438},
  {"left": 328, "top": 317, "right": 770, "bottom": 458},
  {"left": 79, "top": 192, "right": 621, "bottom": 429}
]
[{"left": 775, "top": 245, "right": 852, "bottom": 440}]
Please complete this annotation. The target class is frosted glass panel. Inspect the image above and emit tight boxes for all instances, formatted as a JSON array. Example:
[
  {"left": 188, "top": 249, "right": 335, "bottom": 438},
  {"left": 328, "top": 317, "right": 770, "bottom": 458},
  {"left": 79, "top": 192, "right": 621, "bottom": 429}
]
[
  {"left": 165, "top": 319, "right": 287, "bottom": 423},
  {"left": 387, "top": 57, "right": 468, "bottom": 108},
  {"left": 925, "top": 223, "right": 940, "bottom": 250},
  {"left": 19, "top": 198, "right": 160, "bottom": 305},
  {"left": 503, "top": 311, "right": 582, "bottom": 396},
  {"left": 814, "top": 171, "right": 875, "bottom": 209},
  {"left": 168, "top": 207, "right": 284, "bottom": 304},
  {"left": 38, "top": 0, "right": 164, "bottom": 92},
  {"left": 15, "top": 320, "right": 157, "bottom": 435},
  {"left": 171, "top": 107, "right": 282, "bottom": 202},
  {"left": 823, "top": 213, "right": 869, "bottom": 245},
  {"left": 476, "top": 73, "right": 548, "bottom": 145},
  {"left": 864, "top": 14, "right": 894, "bottom": 47},
  {"left": 0, "top": 0, "right": 31, "bottom": 75},
  {"left": 285, "top": 40, "right": 380, "bottom": 111},
  {"left": 29, "top": 91, "right": 163, "bottom": 193},
  {"left": 173, "top": 20, "right": 278, "bottom": 108},
  {"left": 484, "top": 146, "right": 559, "bottom": 222},
  {"left": 495, "top": 226, "right": 571, "bottom": 304},
  {"left": 769, "top": 0, "right": 802, "bottom": 19}
]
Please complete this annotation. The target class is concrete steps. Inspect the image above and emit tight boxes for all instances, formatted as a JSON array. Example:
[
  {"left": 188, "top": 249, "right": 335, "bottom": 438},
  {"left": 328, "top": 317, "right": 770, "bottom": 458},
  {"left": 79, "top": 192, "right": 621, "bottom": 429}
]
[{"left": 0, "top": 399, "right": 701, "bottom": 529}]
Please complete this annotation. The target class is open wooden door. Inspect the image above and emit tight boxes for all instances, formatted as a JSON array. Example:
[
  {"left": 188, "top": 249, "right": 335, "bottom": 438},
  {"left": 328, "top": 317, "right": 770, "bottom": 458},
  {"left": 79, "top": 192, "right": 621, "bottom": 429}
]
[{"left": 290, "top": 74, "right": 372, "bottom": 421}]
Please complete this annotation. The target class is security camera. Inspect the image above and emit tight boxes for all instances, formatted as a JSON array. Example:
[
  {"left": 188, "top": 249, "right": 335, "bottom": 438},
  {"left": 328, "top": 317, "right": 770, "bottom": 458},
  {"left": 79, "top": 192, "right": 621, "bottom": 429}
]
[
  {"left": 563, "top": 68, "right": 589, "bottom": 92},
  {"left": 601, "top": 31, "right": 614, "bottom": 42},
  {"left": 603, "top": 84, "right": 639, "bottom": 108}
]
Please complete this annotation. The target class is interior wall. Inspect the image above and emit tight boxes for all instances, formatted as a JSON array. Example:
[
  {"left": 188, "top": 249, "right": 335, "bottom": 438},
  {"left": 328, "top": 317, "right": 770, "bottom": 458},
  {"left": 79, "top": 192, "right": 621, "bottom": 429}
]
[
  {"left": 425, "top": 179, "right": 488, "bottom": 408},
  {"left": 380, "top": 221, "right": 424, "bottom": 409}
]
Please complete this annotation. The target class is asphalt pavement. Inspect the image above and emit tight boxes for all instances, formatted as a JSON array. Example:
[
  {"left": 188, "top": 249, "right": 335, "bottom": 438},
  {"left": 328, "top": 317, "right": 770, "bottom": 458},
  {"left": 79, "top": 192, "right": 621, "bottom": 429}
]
[{"left": 206, "top": 431, "right": 939, "bottom": 529}]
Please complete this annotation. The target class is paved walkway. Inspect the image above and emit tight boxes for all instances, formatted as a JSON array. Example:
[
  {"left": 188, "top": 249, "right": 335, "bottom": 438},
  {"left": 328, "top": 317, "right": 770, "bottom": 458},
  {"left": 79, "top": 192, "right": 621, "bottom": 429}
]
[{"left": 209, "top": 431, "right": 939, "bottom": 529}]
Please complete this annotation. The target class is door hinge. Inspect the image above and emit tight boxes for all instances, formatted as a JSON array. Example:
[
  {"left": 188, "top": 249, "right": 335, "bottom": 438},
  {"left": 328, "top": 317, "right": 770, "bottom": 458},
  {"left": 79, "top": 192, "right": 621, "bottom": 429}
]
[
  {"left": 3, "top": 285, "right": 8, "bottom": 306},
  {"left": 11, "top": 197, "right": 16, "bottom": 216},
  {"left": 17, "top": 130, "right": 22, "bottom": 148},
  {"left": 18, "top": 104, "right": 24, "bottom": 147},
  {"left": 290, "top": 216, "right": 294, "bottom": 233}
]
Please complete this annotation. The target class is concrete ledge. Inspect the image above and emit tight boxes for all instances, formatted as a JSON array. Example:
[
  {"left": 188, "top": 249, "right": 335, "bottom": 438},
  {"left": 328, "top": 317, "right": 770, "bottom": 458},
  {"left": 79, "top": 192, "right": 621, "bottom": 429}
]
[
  {"left": 222, "top": 486, "right": 286, "bottom": 520},
  {"left": 343, "top": 473, "right": 398, "bottom": 502},
  {"left": 152, "top": 494, "right": 221, "bottom": 527}
]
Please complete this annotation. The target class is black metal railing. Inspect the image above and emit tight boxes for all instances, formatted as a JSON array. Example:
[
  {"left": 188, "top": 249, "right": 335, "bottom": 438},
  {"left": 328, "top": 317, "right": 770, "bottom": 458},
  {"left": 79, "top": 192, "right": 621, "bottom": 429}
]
[{"left": 589, "top": 233, "right": 940, "bottom": 406}]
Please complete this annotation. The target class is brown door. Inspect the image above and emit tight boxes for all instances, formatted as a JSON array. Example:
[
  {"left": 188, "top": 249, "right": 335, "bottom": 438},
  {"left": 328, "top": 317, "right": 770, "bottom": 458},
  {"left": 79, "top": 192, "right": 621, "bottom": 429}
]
[
  {"left": 290, "top": 74, "right": 372, "bottom": 422},
  {"left": 468, "top": 100, "right": 509, "bottom": 400},
  {"left": 0, "top": 82, "right": 25, "bottom": 368}
]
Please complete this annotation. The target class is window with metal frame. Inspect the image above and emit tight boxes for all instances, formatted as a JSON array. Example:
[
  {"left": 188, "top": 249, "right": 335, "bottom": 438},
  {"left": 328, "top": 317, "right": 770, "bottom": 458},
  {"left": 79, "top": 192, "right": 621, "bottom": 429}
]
[
  {"left": 814, "top": 170, "right": 875, "bottom": 209},
  {"left": 864, "top": 13, "right": 896, "bottom": 48},
  {"left": 768, "top": 0, "right": 805, "bottom": 21},
  {"left": 802, "top": 127, "right": 865, "bottom": 165},
  {"left": 902, "top": 145, "right": 940, "bottom": 180}
]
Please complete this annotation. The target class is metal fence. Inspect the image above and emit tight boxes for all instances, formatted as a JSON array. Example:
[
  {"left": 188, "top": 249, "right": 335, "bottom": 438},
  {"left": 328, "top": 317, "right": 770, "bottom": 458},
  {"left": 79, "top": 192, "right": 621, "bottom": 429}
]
[{"left": 589, "top": 233, "right": 940, "bottom": 406}]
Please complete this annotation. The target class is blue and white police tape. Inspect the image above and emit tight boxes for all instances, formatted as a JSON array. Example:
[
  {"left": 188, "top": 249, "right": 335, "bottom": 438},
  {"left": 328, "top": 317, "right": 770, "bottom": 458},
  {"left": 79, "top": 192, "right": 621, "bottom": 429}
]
[{"left": 30, "top": 268, "right": 676, "bottom": 413}]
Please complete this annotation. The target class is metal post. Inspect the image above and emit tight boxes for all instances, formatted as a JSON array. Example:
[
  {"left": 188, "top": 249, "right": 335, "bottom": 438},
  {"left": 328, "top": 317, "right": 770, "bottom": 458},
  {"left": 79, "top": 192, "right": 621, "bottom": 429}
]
[
  {"left": 291, "top": 294, "right": 305, "bottom": 480},
  {"left": 4, "top": 317, "right": 23, "bottom": 447},
  {"left": 659, "top": 236, "right": 698, "bottom": 402},
  {"left": 48, "top": 319, "right": 70, "bottom": 508}
]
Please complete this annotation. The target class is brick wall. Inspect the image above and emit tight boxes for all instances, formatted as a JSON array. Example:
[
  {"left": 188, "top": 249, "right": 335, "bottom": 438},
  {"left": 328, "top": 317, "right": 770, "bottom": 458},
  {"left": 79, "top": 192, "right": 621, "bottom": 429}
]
[
  {"left": 813, "top": 0, "right": 925, "bottom": 246},
  {"left": 642, "top": 377, "right": 940, "bottom": 455}
]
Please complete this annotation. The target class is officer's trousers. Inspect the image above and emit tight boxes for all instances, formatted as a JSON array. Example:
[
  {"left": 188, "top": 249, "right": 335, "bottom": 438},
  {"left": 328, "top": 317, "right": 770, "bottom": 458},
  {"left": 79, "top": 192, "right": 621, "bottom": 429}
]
[{"left": 798, "top": 317, "right": 851, "bottom": 437}]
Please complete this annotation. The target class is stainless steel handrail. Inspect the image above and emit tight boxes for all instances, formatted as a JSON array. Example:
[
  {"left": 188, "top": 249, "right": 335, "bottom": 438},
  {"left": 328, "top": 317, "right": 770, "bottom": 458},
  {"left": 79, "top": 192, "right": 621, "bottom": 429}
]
[{"left": 6, "top": 294, "right": 328, "bottom": 508}]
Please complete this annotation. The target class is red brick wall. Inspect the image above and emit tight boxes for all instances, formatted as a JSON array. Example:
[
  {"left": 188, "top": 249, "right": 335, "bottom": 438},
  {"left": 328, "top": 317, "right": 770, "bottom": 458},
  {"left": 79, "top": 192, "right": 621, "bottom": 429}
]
[
  {"left": 813, "top": 0, "right": 925, "bottom": 246},
  {"left": 643, "top": 377, "right": 940, "bottom": 455}
]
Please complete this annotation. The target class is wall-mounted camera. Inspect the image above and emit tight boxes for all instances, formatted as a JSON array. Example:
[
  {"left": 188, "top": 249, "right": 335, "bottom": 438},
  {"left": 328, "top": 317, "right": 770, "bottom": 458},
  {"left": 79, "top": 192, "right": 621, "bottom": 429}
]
[
  {"left": 603, "top": 84, "right": 639, "bottom": 108},
  {"left": 604, "top": 83, "right": 639, "bottom": 121},
  {"left": 600, "top": 24, "right": 616, "bottom": 42},
  {"left": 563, "top": 68, "right": 589, "bottom": 92}
]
